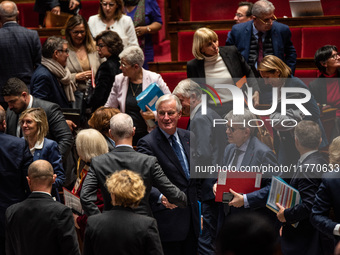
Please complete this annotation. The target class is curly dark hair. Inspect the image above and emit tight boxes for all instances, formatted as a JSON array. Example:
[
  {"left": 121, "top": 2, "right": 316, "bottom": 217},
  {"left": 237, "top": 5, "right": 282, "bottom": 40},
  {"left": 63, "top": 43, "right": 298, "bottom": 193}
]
[{"left": 95, "top": 30, "right": 124, "bottom": 57}]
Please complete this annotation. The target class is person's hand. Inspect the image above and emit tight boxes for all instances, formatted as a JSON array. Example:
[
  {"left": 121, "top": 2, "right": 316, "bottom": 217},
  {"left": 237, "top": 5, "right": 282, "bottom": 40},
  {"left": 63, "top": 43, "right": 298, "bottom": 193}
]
[
  {"left": 161, "top": 196, "right": 177, "bottom": 209},
  {"left": 140, "top": 105, "right": 155, "bottom": 121},
  {"left": 201, "top": 216, "right": 204, "bottom": 231},
  {"left": 66, "top": 120, "right": 77, "bottom": 132},
  {"left": 76, "top": 71, "right": 92, "bottom": 81},
  {"left": 73, "top": 213, "right": 80, "bottom": 229},
  {"left": 228, "top": 189, "right": 244, "bottom": 208},
  {"left": 252, "top": 91, "right": 260, "bottom": 108},
  {"left": 213, "top": 183, "right": 217, "bottom": 196},
  {"left": 279, "top": 226, "right": 283, "bottom": 237},
  {"left": 69, "top": 0, "right": 80, "bottom": 10},
  {"left": 51, "top": 6, "right": 61, "bottom": 15},
  {"left": 135, "top": 26, "right": 147, "bottom": 37},
  {"left": 276, "top": 203, "right": 286, "bottom": 222}
]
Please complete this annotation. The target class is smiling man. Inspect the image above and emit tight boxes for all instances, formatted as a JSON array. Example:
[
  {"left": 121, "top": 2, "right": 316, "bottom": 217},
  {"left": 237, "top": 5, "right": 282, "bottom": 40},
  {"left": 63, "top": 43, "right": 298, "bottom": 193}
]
[{"left": 137, "top": 94, "right": 199, "bottom": 255}]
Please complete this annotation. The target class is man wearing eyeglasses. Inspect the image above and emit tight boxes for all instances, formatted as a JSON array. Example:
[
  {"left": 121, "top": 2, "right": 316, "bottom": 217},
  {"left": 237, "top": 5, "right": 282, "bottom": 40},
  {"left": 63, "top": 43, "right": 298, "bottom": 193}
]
[
  {"left": 234, "top": 2, "right": 253, "bottom": 24},
  {"left": 227, "top": 0, "right": 296, "bottom": 75},
  {"left": 30, "top": 36, "right": 75, "bottom": 109}
]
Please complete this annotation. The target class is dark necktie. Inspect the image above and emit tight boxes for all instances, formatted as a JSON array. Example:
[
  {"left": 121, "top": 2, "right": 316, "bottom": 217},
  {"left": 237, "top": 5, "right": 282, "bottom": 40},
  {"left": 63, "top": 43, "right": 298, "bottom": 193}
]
[
  {"left": 170, "top": 135, "right": 190, "bottom": 179},
  {"left": 231, "top": 148, "right": 242, "bottom": 168},
  {"left": 257, "top": 31, "right": 264, "bottom": 65}
]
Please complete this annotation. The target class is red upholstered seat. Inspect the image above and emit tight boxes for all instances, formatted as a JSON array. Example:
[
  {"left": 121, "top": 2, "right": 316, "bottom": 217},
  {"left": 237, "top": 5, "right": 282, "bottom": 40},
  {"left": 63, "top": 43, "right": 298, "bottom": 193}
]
[
  {"left": 301, "top": 26, "right": 340, "bottom": 58},
  {"left": 78, "top": 1, "right": 100, "bottom": 21},
  {"left": 290, "top": 27, "right": 302, "bottom": 58},
  {"left": 177, "top": 116, "right": 190, "bottom": 129},
  {"left": 17, "top": 3, "right": 39, "bottom": 28},
  {"left": 160, "top": 72, "right": 187, "bottom": 92},
  {"left": 294, "top": 69, "right": 318, "bottom": 86},
  {"left": 178, "top": 30, "right": 229, "bottom": 61}
]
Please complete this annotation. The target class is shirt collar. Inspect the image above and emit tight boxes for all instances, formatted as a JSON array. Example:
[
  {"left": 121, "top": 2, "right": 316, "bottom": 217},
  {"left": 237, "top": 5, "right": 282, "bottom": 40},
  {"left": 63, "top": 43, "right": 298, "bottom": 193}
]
[
  {"left": 160, "top": 127, "right": 179, "bottom": 141},
  {"left": 237, "top": 137, "right": 250, "bottom": 153},
  {"left": 27, "top": 95, "right": 33, "bottom": 109},
  {"left": 190, "top": 103, "right": 201, "bottom": 120},
  {"left": 115, "top": 144, "right": 133, "bottom": 149},
  {"left": 299, "top": 150, "right": 318, "bottom": 163}
]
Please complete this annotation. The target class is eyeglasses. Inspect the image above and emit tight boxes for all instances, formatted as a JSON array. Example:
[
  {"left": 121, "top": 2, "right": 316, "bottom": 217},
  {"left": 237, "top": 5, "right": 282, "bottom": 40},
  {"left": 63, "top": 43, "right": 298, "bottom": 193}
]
[
  {"left": 71, "top": 30, "right": 85, "bottom": 35},
  {"left": 256, "top": 14, "right": 277, "bottom": 25},
  {"left": 119, "top": 61, "right": 129, "bottom": 68},
  {"left": 235, "top": 13, "right": 245, "bottom": 18},
  {"left": 57, "top": 48, "right": 69, "bottom": 53},
  {"left": 101, "top": 2, "right": 116, "bottom": 8},
  {"left": 97, "top": 43, "right": 107, "bottom": 48},
  {"left": 330, "top": 52, "right": 340, "bottom": 60},
  {"left": 226, "top": 126, "right": 245, "bottom": 133}
]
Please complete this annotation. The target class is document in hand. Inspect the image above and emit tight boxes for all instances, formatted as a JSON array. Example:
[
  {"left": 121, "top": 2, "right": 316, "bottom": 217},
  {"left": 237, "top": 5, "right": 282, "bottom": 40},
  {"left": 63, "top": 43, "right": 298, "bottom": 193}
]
[
  {"left": 266, "top": 176, "right": 301, "bottom": 227},
  {"left": 63, "top": 187, "right": 84, "bottom": 215},
  {"left": 136, "top": 83, "right": 164, "bottom": 111},
  {"left": 215, "top": 170, "right": 262, "bottom": 202}
]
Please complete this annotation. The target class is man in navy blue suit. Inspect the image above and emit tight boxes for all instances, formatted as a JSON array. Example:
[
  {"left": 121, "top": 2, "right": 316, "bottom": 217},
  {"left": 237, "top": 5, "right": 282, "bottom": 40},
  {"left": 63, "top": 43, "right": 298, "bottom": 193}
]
[
  {"left": 0, "top": 1, "right": 41, "bottom": 108},
  {"left": 30, "top": 36, "right": 74, "bottom": 109},
  {"left": 226, "top": 0, "right": 296, "bottom": 74},
  {"left": 137, "top": 94, "right": 199, "bottom": 255},
  {"left": 0, "top": 107, "right": 32, "bottom": 255},
  {"left": 173, "top": 79, "right": 226, "bottom": 255}
]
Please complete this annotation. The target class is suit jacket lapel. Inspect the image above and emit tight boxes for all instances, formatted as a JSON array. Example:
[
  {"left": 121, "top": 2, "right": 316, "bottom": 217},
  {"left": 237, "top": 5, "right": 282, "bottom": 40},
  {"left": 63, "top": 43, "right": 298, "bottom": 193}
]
[
  {"left": 244, "top": 22, "right": 253, "bottom": 61},
  {"left": 241, "top": 136, "right": 255, "bottom": 166},
  {"left": 67, "top": 51, "right": 82, "bottom": 72},
  {"left": 197, "top": 60, "right": 205, "bottom": 78},
  {"left": 219, "top": 47, "right": 237, "bottom": 78}
]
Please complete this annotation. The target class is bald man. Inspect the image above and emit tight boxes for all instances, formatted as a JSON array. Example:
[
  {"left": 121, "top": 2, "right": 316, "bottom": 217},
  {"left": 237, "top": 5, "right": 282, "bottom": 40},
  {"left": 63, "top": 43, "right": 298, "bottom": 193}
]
[
  {"left": 0, "top": 1, "right": 41, "bottom": 108},
  {"left": 5, "top": 160, "right": 80, "bottom": 255}
]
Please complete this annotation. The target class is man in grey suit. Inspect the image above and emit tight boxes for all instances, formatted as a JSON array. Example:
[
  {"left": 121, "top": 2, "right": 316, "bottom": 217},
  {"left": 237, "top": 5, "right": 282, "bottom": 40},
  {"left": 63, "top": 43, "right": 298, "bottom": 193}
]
[
  {"left": 0, "top": 1, "right": 41, "bottom": 107},
  {"left": 1, "top": 78, "right": 76, "bottom": 188},
  {"left": 5, "top": 160, "right": 80, "bottom": 255},
  {"left": 80, "top": 113, "right": 187, "bottom": 217}
]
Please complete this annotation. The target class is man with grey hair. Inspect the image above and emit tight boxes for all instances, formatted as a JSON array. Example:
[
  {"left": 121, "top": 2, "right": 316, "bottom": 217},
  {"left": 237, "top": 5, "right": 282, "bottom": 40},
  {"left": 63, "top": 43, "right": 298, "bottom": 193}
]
[
  {"left": 80, "top": 112, "right": 187, "bottom": 218},
  {"left": 214, "top": 109, "right": 277, "bottom": 229},
  {"left": 0, "top": 0, "right": 41, "bottom": 108},
  {"left": 138, "top": 94, "right": 199, "bottom": 255},
  {"left": 173, "top": 79, "right": 226, "bottom": 255},
  {"left": 30, "top": 36, "right": 75, "bottom": 108},
  {"left": 5, "top": 160, "right": 80, "bottom": 255},
  {"left": 0, "top": 107, "right": 32, "bottom": 255},
  {"left": 276, "top": 120, "right": 326, "bottom": 255},
  {"left": 226, "top": 0, "right": 296, "bottom": 76}
]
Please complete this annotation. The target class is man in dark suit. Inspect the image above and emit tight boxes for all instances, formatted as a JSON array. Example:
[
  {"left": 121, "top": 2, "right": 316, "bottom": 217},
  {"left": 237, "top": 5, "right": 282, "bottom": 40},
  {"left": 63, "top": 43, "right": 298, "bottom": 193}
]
[
  {"left": 2, "top": 78, "right": 75, "bottom": 187},
  {"left": 137, "top": 94, "right": 199, "bottom": 255},
  {"left": 226, "top": 0, "right": 296, "bottom": 75},
  {"left": 80, "top": 112, "right": 187, "bottom": 217},
  {"left": 0, "top": 1, "right": 41, "bottom": 108},
  {"left": 0, "top": 107, "right": 32, "bottom": 255},
  {"left": 5, "top": 160, "right": 80, "bottom": 255},
  {"left": 215, "top": 109, "right": 277, "bottom": 227},
  {"left": 173, "top": 79, "right": 226, "bottom": 255},
  {"left": 30, "top": 36, "right": 74, "bottom": 109},
  {"left": 83, "top": 169, "right": 163, "bottom": 255},
  {"left": 276, "top": 120, "right": 325, "bottom": 255}
]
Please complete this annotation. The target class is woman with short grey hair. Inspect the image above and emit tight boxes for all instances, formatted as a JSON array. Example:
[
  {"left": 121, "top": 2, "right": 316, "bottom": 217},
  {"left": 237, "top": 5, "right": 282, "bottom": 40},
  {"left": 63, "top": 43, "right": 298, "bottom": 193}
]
[{"left": 105, "top": 46, "right": 170, "bottom": 145}]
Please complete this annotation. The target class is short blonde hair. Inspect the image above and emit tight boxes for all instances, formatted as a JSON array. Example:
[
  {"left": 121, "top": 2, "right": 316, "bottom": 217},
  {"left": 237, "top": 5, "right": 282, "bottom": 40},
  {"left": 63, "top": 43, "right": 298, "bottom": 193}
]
[
  {"left": 258, "top": 55, "right": 292, "bottom": 78},
  {"left": 19, "top": 108, "right": 48, "bottom": 144},
  {"left": 76, "top": 128, "right": 108, "bottom": 162},
  {"left": 192, "top": 27, "right": 218, "bottom": 60},
  {"left": 329, "top": 136, "right": 340, "bottom": 165},
  {"left": 106, "top": 169, "right": 145, "bottom": 208}
]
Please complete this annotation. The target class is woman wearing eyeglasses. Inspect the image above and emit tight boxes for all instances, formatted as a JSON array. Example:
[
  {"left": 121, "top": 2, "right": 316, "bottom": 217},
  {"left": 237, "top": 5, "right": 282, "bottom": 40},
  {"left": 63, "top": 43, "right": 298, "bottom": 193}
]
[
  {"left": 309, "top": 45, "right": 340, "bottom": 142},
  {"left": 87, "top": 31, "right": 123, "bottom": 112},
  {"left": 65, "top": 15, "right": 102, "bottom": 115},
  {"left": 88, "top": 0, "right": 138, "bottom": 49},
  {"left": 104, "top": 46, "right": 170, "bottom": 145}
]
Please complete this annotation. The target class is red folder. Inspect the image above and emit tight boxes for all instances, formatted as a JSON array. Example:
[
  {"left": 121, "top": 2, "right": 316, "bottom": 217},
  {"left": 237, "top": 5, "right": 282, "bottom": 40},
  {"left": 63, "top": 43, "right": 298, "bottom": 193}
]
[{"left": 215, "top": 170, "right": 262, "bottom": 202}]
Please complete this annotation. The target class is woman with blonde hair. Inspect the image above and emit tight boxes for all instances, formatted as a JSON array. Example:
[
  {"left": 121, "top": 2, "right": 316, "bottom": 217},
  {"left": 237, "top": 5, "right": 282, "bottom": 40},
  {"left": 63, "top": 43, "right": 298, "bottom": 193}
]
[
  {"left": 187, "top": 27, "right": 259, "bottom": 117},
  {"left": 83, "top": 169, "right": 163, "bottom": 255},
  {"left": 73, "top": 128, "right": 108, "bottom": 240},
  {"left": 88, "top": 0, "right": 138, "bottom": 48},
  {"left": 20, "top": 107, "right": 65, "bottom": 200},
  {"left": 258, "top": 55, "right": 321, "bottom": 166}
]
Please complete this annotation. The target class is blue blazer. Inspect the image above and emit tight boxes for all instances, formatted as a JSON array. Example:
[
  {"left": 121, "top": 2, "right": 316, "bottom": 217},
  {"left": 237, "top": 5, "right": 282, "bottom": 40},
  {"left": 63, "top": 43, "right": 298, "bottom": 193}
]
[
  {"left": 226, "top": 20, "right": 297, "bottom": 74},
  {"left": 33, "top": 138, "right": 65, "bottom": 189},
  {"left": 137, "top": 127, "right": 199, "bottom": 242},
  {"left": 0, "top": 133, "right": 32, "bottom": 241},
  {"left": 30, "top": 64, "right": 71, "bottom": 109},
  {"left": 223, "top": 136, "right": 278, "bottom": 209}
]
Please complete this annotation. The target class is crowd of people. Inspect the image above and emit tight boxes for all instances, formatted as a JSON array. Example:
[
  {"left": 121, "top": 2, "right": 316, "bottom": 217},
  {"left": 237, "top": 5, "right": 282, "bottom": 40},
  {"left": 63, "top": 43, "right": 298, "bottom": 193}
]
[{"left": 1, "top": 0, "right": 340, "bottom": 255}]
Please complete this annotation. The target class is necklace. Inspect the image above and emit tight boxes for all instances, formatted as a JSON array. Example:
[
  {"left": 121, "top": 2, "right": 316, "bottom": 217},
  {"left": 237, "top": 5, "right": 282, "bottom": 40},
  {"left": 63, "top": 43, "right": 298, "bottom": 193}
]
[{"left": 130, "top": 82, "right": 141, "bottom": 97}]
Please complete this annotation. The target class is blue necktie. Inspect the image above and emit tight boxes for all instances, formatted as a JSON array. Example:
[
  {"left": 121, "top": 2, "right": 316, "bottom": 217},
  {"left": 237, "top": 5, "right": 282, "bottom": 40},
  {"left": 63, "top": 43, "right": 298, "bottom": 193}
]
[{"left": 170, "top": 135, "right": 190, "bottom": 179}]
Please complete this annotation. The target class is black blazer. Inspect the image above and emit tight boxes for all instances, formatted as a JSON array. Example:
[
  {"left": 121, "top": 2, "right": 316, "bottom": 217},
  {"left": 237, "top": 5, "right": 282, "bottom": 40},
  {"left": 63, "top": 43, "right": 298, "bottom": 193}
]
[
  {"left": 5, "top": 192, "right": 80, "bottom": 255},
  {"left": 6, "top": 97, "right": 73, "bottom": 159},
  {"left": 187, "top": 46, "right": 259, "bottom": 92},
  {"left": 137, "top": 127, "right": 200, "bottom": 242},
  {"left": 281, "top": 151, "right": 325, "bottom": 255},
  {"left": 83, "top": 206, "right": 163, "bottom": 255},
  {"left": 80, "top": 146, "right": 187, "bottom": 217}
]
